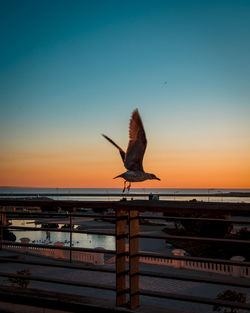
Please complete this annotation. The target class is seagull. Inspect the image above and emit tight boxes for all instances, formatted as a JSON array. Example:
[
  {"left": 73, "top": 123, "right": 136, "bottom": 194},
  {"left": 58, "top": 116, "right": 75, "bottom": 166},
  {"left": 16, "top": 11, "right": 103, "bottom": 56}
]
[{"left": 102, "top": 109, "right": 160, "bottom": 192}]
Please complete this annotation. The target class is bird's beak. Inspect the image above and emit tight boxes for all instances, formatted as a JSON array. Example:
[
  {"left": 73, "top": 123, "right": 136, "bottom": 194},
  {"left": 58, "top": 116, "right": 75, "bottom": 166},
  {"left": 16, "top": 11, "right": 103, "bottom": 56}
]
[
  {"left": 155, "top": 177, "right": 161, "bottom": 181},
  {"left": 113, "top": 175, "right": 121, "bottom": 179}
]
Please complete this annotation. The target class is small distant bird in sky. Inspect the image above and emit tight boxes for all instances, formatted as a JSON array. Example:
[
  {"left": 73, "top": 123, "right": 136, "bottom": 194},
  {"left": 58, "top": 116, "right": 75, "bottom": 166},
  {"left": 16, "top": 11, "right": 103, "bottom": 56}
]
[{"left": 102, "top": 109, "right": 160, "bottom": 192}]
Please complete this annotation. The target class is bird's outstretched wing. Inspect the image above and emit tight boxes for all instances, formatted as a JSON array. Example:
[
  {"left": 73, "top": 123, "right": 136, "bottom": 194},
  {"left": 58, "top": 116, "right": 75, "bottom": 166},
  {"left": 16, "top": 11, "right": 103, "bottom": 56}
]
[
  {"left": 102, "top": 134, "right": 125, "bottom": 163},
  {"left": 124, "top": 109, "right": 147, "bottom": 171}
]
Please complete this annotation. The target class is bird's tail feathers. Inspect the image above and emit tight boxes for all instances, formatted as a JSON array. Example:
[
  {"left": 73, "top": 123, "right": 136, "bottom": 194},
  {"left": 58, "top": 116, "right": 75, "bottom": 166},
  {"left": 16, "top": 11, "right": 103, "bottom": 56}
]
[
  {"left": 102, "top": 134, "right": 122, "bottom": 150},
  {"left": 102, "top": 134, "right": 125, "bottom": 161}
]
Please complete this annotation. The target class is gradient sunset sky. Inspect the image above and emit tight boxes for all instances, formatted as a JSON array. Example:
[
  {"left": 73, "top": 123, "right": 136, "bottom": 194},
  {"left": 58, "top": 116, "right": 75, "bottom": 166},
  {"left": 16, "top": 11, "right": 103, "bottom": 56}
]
[{"left": 1, "top": 0, "right": 249, "bottom": 188}]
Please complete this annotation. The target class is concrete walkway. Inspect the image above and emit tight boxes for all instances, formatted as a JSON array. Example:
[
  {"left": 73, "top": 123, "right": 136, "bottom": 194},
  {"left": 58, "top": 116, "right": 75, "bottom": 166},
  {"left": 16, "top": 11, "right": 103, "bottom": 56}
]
[{"left": 0, "top": 250, "right": 249, "bottom": 313}]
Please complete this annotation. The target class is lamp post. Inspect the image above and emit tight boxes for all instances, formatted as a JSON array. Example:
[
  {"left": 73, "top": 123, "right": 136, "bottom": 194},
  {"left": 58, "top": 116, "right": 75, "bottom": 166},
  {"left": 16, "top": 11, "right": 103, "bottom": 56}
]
[
  {"left": 174, "top": 191, "right": 178, "bottom": 200},
  {"left": 208, "top": 188, "right": 215, "bottom": 202}
]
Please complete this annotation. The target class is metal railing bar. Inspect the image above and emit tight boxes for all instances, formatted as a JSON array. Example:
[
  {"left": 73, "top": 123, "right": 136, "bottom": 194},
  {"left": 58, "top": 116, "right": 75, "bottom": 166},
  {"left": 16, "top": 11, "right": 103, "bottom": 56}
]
[
  {"left": 0, "top": 272, "right": 116, "bottom": 292},
  {"left": 138, "top": 251, "right": 250, "bottom": 267},
  {"left": 1, "top": 199, "right": 250, "bottom": 216},
  {"left": 139, "top": 289, "right": 250, "bottom": 310},
  {"left": 4, "top": 212, "right": 249, "bottom": 224},
  {"left": 4, "top": 225, "right": 116, "bottom": 236},
  {"left": 116, "top": 252, "right": 129, "bottom": 258},
  {"left": 1, "top": 241, "right": 117, "bottom": 255},
  {"left": 1, "top": 200, "right": 115, "bottom": 211},
  {"left": 139, "top": 270, "right": 250, "bottom": 288},
  {"left": 138, "top": 233, "right": 250, "bottom": 245},
  {"left": 0, "top": 257, "right": 118, "bottom": 274},
  {"left": 4, "top": 224, "right": 248, "bottom": 240},
  {"left": 116, "top": 271, "right": 129, "bottom": 278},
  {"left": 0, "top": 285, "right": 126, "bottom": 313},
  {"left": 138, "top": 215, "right": 250, "bottom": 224},
  {"left": 3, "top": 212, "right": 116, "bottom": 218}
]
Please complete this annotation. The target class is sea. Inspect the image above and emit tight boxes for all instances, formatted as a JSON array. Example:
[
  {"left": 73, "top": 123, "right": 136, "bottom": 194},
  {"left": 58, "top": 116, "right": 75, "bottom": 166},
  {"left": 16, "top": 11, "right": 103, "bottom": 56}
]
[{"left": 1, "top": 187, "right": 250, "bottom": 202}]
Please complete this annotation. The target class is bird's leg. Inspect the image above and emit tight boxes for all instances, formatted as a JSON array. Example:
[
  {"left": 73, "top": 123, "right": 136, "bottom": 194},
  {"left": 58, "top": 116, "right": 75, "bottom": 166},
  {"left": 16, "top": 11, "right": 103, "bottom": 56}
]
[
  {"left": 127, "top": 182, "right": 131, "bottom": 192},
  {"left": 123, "top": 181, "right": 127, "bottom": 193}
]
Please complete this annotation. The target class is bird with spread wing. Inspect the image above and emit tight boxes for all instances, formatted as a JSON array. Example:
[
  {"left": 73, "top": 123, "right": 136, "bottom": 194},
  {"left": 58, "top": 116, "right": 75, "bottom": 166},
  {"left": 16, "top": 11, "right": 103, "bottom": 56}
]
[{"left": 102, "top": 109, "right": 160, "bottom": 192}]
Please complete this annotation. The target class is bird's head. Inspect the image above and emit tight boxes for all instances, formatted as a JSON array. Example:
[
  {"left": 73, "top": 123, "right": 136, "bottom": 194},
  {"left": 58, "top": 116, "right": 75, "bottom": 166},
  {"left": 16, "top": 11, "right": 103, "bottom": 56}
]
[{"left": 149, "top": 173, "right": 160, "bottom": 181}]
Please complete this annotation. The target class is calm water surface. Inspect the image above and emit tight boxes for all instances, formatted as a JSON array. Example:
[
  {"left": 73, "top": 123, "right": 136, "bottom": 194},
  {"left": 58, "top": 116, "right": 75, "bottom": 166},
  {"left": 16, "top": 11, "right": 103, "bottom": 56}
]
[{"left": 10, "top": 219, "right": 116, "bottom": 250}]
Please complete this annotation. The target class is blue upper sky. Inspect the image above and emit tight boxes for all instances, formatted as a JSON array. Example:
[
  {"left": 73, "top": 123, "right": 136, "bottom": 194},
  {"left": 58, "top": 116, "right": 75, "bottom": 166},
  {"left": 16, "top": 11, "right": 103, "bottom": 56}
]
[{"left": 1, "top": 0, "right": 250, "bottom": 187}]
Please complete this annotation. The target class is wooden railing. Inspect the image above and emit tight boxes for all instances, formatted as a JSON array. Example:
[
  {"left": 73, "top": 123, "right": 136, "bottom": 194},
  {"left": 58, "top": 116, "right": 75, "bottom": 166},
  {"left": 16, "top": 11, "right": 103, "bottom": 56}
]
[{"left": 0, "top": 198, "right": 250, "bottom": 312}]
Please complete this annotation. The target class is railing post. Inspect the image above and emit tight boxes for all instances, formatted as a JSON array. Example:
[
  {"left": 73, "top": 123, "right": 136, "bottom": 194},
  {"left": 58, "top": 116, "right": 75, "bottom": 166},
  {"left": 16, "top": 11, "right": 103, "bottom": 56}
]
[
  {"left": 116, "top": 209, "right": 127, "bottom": 307},
  {"left": 231, "top": 256, "right": 245, "bottom": 277},
  {"left": 70, "top": 214, "right": 72, "bottom": 263},
  {"left": 129, "top": 209, "right": 140, "bottom": 309},
  {"left": 172, "top": 249, "right": 185, "bottom": 268}
]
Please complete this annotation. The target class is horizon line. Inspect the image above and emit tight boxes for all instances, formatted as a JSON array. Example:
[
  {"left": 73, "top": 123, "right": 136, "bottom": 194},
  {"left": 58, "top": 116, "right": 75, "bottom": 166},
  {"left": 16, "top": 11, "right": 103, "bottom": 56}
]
[{"left": 0, "top": 186, "right": 249, "bottom": 190}]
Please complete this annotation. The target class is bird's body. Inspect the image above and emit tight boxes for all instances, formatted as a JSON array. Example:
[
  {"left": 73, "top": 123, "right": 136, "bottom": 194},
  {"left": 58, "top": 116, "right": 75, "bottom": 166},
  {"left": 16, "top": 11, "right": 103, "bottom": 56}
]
[
  {"left": 103, "top": 109, "right": 160, "bottom": 192},
  {"left": 115, "top": 170, "right": 153, "bottom": 182}
]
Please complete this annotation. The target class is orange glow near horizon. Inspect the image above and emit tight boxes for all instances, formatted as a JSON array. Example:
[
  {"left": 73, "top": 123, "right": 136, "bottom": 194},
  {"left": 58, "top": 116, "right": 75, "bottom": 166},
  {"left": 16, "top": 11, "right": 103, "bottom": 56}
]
[{"left": 1, "top": 144, "right": 249, "bottom": 189}]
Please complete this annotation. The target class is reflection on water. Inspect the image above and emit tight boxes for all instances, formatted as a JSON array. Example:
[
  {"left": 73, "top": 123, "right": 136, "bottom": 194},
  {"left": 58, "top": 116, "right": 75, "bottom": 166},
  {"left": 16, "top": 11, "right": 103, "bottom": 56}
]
[{"left": 11, "top": 220, "right": 115, "bottom": 250}]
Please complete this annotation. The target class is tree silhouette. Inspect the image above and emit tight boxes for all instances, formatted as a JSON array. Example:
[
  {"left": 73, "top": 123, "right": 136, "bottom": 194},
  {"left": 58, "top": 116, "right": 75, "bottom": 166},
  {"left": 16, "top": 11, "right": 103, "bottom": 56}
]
[
  {"left": 213, "top": 289, "right": 246, "bottom": 313},
  {"left": 5, "top": 269, "right": 31, "bottom": 289}
]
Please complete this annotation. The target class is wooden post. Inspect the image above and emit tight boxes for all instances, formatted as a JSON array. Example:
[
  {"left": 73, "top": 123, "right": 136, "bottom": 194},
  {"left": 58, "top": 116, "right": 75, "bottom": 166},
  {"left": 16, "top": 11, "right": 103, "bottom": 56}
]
[
  {"left": 129, "top": 210, "right": 140, "bottom": 309},
  {"left": 116, "top": 209, "right": 127, "bottom": 307}
]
